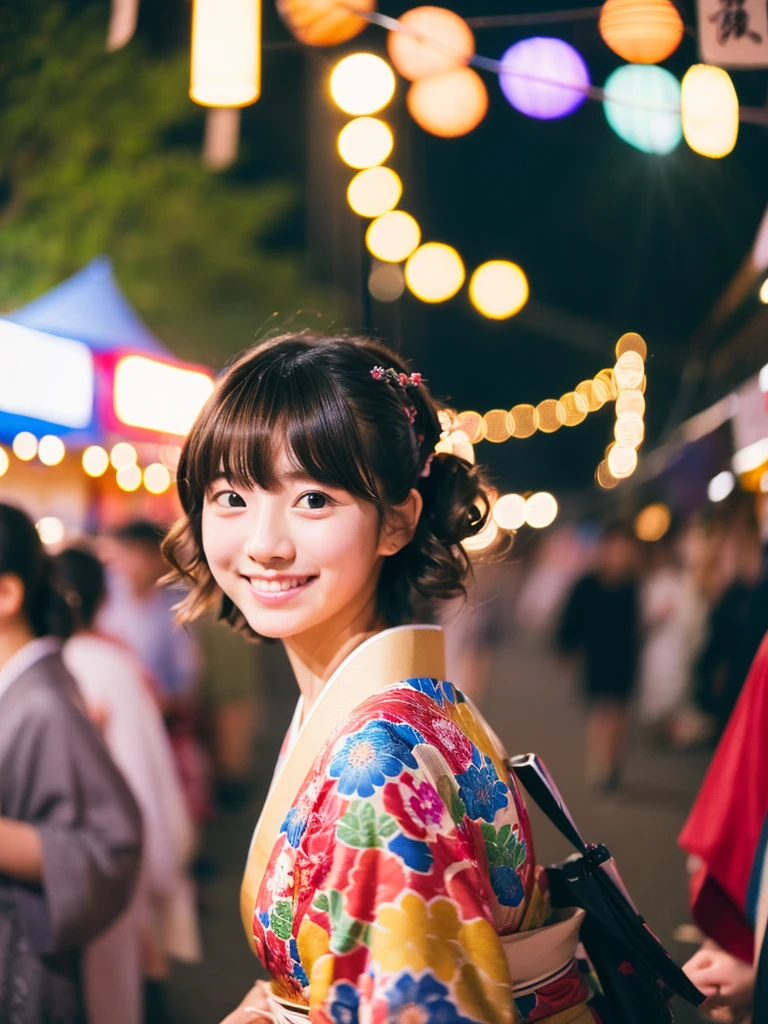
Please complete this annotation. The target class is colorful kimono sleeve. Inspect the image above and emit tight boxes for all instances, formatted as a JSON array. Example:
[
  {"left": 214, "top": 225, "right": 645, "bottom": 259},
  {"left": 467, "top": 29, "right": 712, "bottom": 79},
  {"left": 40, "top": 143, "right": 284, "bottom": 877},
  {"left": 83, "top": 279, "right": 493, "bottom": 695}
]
[{"left": 294, "top": 715, "right": 517, "bottom": 1024}]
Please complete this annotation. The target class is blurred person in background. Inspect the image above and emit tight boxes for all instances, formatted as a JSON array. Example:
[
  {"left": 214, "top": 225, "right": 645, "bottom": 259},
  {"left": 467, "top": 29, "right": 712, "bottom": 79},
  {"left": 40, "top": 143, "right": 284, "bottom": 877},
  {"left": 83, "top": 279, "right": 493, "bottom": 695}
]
[
  {"left": 557, "top": 523, "right": 640, "bottom": 792},
  {"left": 99, "top": 519, "right": 212, "bottom": 824},
  {"left": 57, "top": 546, "right": 201, "bottom": 1024},
  {"left": 0, "top": 503, "right": 142, "bottom": 1024}
]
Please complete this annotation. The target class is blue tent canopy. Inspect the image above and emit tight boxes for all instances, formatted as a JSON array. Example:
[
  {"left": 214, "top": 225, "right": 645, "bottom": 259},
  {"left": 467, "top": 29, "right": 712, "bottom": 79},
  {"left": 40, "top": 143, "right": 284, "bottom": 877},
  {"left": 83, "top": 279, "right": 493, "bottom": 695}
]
[{"left": 7, "top": 256, "right": 171, "bottom": 356}]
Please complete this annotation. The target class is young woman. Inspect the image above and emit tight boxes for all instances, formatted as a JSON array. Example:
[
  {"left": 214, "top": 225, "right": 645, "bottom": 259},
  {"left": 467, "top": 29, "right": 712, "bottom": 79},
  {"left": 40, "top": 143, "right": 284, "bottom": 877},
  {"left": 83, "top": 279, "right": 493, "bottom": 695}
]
[
  {"left": 165, "top": 333, "right": 594, "bottom": 1024},
  {"left": 0, "top": 503, "right": 143, "bottom": 1024}
]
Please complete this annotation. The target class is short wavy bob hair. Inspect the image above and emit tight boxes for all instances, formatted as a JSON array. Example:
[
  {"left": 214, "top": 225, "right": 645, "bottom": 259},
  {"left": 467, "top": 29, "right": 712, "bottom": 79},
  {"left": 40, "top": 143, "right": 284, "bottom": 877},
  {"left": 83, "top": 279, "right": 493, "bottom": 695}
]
[{"left": 163, "top": 331, "right": 491, "bottom": 636}]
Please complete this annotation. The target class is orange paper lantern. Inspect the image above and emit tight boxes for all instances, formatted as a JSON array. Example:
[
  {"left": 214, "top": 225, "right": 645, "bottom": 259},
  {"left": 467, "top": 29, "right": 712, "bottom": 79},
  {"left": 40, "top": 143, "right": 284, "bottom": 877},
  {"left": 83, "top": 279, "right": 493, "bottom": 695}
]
[
  {"left": 598, "top": 0, "right": 683, "bottom": 64},
  {"left": 407, "top": 67, "right": 488, "bottom": 137},
  {"left": 388, "top": 6, "right": 474, "bottom": 82},
  {"left": 276, "top": 0, "right": 375, "bottom": 47}
]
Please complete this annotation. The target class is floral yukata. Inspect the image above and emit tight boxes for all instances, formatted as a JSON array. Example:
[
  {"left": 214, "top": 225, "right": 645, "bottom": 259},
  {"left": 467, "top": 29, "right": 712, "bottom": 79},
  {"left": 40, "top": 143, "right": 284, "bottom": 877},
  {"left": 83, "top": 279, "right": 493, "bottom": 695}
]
[{"left": 247, "top": 630, "right": 592, "bottom": 1024}]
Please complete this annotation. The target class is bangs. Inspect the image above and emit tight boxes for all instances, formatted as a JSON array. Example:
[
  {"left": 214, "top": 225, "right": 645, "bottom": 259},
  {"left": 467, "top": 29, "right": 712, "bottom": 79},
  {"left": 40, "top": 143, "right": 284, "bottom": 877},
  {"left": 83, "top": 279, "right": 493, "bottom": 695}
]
[{"left": 184, "top": 351, "right": 380, "bottom": 503}]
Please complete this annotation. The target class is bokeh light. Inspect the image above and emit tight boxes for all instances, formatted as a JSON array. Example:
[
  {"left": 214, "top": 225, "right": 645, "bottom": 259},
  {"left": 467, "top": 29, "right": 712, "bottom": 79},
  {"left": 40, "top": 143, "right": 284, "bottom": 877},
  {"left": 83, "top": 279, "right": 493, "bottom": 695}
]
[
  {"left": 607, "top": 443, "right": 638, "bottom": 479},
  {"left": 337, "top": 117, "right": 394, "bottom": 168},
  {"left": 368, "top": 262, "right": 406, "bottom": 302},
  {"left": 277, "top": 0, "right": 374, "bottom": 47},
  {"left": 13, "top": 432, "right": 38, "bottom": 461},
  {"left": 405, "top": 242, "right": 465, "bottom": 302},
  {"left": 616, "top": 389, "right": 646, "bottom": 417},
  {"left": 596, "top": 461, "right": 619, "bottom": 489},
  {"left": 483, "top": 408, "right": 512, "bottom": 443},
  {"left": 116, "top": 464, "right": 142, "bottom": 492},
  {"left": 708, "top": 470, "right": 735, "bottom": 503},
  {"left": 469, "top": 261, "right": 529, "bottom": 319},
  {"left": 388, "top": 7, "right": 474, "bottom": 81},
  {"left": 525, "top": 492, "right": 558, "bottom": 529},
  {"left": 456, "top": 411, "right": 485, "bottom": 444},
  {"left": 190, "top": 0, "right": 261, "bottom": 107},
  {"left": 36, "top": 517, "right": 65, "bottom": 547},
  {"left": 536, "top": 399, "right": 565, "bottom": 433},
  {"left": 760, "top": 279, "right": 768, "bottom": 305},
  {"left": 110, "top": 442, "right": 138, "bottom": 470},
  {"left": 614, "top": 350, "right": 645, "bottom": 391},
  {"left": 598, "top": 0, "right": 683, "bottom": 64},
  {"left": 499, "top": 37, "right": 589, "bottom": 120},
  {"left": 0, "top": 447, "right": 8, "bottom": 478},
  {"left": 635, "top": 503, "right": 671, "bottom": 542},
  {"left": 560, "top": 391, "right": 588, "bottom": 427},
  {"left": 510, "top": 403, "right": 539, "bottom": 438},
  {"left": 681, "top": 64, "right": 738, "bottom": 159},
  {"left": 330, "top": 54, "right": 396, "bottom": 116},
  {"left": 603, "top": 65, "right": 682, "bottom": 155},
  {"left": 594, "top": 368, "right": 618, "bottom": 401},
  {"left": 577, "top": 380, "right": 606, "bottom": 412},
  {"left": 366, "top": 211, "right": 421, "bottom": 262},
  {"left": 144, "top": 463, "right": 172, "bottom": 495},
  {"left": 615, "top": 411, "right": 645, "bottom": 448},
  {"left": 82, "top": 445, "right": 110, "bottom": 478},
  {"left": 347, "top": 166, "right": 402, "bottom": 218},
  {"left": 616, "top": 332, "right": 648, "bottom": 360},
  {"left": 493, "top": 493, "right": 527, "bottom": 531},
  {"left": 38, "top": 435, "right": 66, "bottom": 467},
  {"left": 407, "top": 67, "right": 488, "bottom": 137}
]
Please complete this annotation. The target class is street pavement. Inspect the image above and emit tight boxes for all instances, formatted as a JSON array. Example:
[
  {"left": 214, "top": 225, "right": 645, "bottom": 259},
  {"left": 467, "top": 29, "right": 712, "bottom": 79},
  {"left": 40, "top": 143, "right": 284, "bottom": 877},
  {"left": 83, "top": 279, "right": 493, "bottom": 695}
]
[{"left": 168, "top": 634, "right": 711, "bottom": 1023}]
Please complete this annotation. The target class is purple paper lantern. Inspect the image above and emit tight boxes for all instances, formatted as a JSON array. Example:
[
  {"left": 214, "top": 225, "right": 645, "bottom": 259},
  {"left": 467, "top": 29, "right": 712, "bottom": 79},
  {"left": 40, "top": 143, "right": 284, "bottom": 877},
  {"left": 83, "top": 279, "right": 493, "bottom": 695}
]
[{"left": 499, "top": 37, "right": 589, "bottom": 120}]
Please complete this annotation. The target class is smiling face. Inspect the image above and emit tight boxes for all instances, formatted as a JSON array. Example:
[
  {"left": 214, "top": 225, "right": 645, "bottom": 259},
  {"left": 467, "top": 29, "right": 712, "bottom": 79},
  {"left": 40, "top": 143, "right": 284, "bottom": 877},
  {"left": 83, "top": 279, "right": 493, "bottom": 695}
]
[{"left": 201, "top": 454, "right": 394, "bottom": 642}]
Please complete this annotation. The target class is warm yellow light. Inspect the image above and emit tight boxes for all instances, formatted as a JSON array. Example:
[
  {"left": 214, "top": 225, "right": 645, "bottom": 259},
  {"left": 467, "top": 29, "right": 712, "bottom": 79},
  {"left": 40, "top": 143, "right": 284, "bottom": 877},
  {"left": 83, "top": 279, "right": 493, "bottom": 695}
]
[
  {"left": 594, "top": 369, "right": 617, "bottom": 402},
  {"left": 607, "top": 443, "right": 638, "bottom": 479},
  {"left": 12, "top": 432, "right": 38, "bottom": 461},
  {"left": 596, "top": 461, "right": 619, "bottom": 489},
  {"left": 337, "top": 117, "right": 394, "bottom": 168},
  {"left": 616, "top": 332, "right": 648, "bottom": 361},
  {"left": 560, "top": 391, "right": 588, "bottom": 427},
  {"left": 493, "top": 493, "right": 527, "bottom": 531},
  {"left": 190, "top": 0, "right": 261, "bottom": 107},
  {"left": 110, "top": 442, "right": 138, "bottom": 470},
  {"left": 509, "top": 403, "right": 538, "bottom": 438},
  {"left": 483, "top": 409, "right": 511, "bottom": 443},
  {"left": 525, "top": 492, "right": 558, "bottom": 529},
  {"left": 681, "top": 64, "right": 738, "bottom": 159},
  {"left": 462, "top": 513, "right": 499, "bottom": 553},
  {"left": 114, "top": 356, "right": 215, "bottom": 437},
  {"left": 456, "top": 411, "right": 485, "bottom": 444},
  {"left": 615, "top": 411, "right": 645, "bottom": 448},
  {"left": 0, "top": 447, "right": 8, "bottom": 478},
  {"left": 387, "top": 6, "right": 475, "bottom": 81},
  {"left": 615, "top": 389, "right": 645, "bottom": 417},
  {"left": 635, "top": 503, "right": 671, "bottom": 542},
  {"left": 330, "top": 54, "right": 396, "bottom": 116},
  {"left": 577, "top": 380, "right": 605, "bottom": 413},
  {"left": 36, "top": 517, "right": 65, "bottom": 547},
  {"left": 144, "top": 463, "right": 172, "bottom": 495},
  {"left": 468, "top": 260, "right": 529, "bottom": 319},
  {"left": 38, "top": 435, "right": 66, "bottom": 467},
  {"left": 536, "top": 399, "right": 565, "bottom": 434},
  {"left": 116, "top": 464, "right": 142, "bottom": 492},
  {"left": 366, "top": 211, "right": 421, "bottom": 263},
  {"left": 347, "top": 167, "right": 402, "bottom": 218},
  {"left": 405, "top": 242, "right": 465, "bottom": 303},
  {"left": 368, "top": 262, "right": 406, "bottom": 302},
  {"left": 614, "top": 350, "right": 645, "bottom": 391},
  {"left": 407, "top": 67, "right": 488, "bottom": 138},
  {"left": 434, "top": 429, "right": 475, "bottom": 463},
  {"left": 82, "top": 445, "right": 110, "bottom": 478},
  {"left": 760, "top": 279, "right": 768, "bottom": 305}
]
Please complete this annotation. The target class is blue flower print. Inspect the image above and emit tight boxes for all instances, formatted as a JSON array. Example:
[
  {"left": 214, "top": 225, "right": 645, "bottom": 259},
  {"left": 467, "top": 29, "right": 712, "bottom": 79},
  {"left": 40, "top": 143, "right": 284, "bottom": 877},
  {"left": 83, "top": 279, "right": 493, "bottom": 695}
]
[
  {"left": 280, "top": 805, "right": 309, "bottom": 848},
  {"left": 456, "top": 750, "right": 509, "bottom": 822},
  {"left": 289, "top": 938, "right": 309, "bottom": 986},
  {"left": 330, "top": 720, "right": 424, "bottom": 798},
  {"left": 490, "top": 864, "right": 524, "bottom": 907},
  {"left": 258, "top": 910, "right": 270, "bottom": 928},
  {"left": 386, "top": 972, "right": 480, "bottom": 1024},
  {"left": 330, "top": 981, "right": 359, "bottom": 1024},
  {"left": 387, "top": 833, "right": 433, "bottom": 873},
  {"left": 405, "top": 677, "right": 443, "bottom": 706}
]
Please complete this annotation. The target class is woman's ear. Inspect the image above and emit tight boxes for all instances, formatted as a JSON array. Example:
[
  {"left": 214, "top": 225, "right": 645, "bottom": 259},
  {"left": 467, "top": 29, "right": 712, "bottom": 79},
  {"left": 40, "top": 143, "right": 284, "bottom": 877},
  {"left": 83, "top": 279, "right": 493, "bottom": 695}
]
[
  {"left": 378, "top": 488, "right": 423, "bottom": 557},
  {"left": 0, "top": 573, "right": 25, "bottom": 620}
]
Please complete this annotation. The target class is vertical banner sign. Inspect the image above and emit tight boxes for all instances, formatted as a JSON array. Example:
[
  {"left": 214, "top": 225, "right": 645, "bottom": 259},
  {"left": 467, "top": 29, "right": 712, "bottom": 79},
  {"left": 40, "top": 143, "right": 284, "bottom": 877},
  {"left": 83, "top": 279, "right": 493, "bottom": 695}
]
[{"left": 697, "top": 0, "right": 768, "bottom": 67}]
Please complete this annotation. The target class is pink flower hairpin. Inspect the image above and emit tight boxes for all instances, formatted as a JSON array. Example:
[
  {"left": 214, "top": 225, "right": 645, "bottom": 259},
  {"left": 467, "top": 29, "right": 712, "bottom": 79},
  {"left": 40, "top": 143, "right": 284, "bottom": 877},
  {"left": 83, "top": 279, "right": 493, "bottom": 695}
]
[{"left": 370, "top": 366, "right": 423, "bottom": 389}]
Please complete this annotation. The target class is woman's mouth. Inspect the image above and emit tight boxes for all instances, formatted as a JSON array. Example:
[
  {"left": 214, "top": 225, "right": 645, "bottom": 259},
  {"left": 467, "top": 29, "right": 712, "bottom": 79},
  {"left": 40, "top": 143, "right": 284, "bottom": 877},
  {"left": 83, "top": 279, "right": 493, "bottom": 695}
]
[{"left": 242, "top": 575, "right": 317, "bottom": 605}]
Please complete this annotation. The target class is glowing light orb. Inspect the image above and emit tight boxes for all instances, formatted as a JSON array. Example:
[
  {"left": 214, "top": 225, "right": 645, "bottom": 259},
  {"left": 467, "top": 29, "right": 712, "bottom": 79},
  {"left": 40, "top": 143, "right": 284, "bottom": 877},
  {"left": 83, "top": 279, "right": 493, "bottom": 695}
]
[
  {"left": 536, "top": 399, "right": 565, "bottom": 433},
  {"left": 144, "top": 463, "right": 172, "bottom": 495},
  {"left": 0, "top": 447, "right": 8, "bottom": 477},
  {"left": 560, "top": 391, "right": 589, "bottom": 427},
  {"left": 190, "top": 0, "right": 261, "bottom": 107},
  {"left": 525, "top": 492, "right": 558, "bottom": 529},
  {"left": 510, "top": 403, "right": 538, "bottom": 438},
  {"left": 616, "top": 389, "right": 645, "bottom": 417},
  {"left": 456, "top": 411, "right": 485, "bottom": 444},
  {"left": 116, "top": 464, "right": 142, "bottom": 492},
  {"left": 708, "top": 470, "right": 735, "bottom": 503},
  {"left": 635, "top": 503, "right": 671, "bottom": 542},
  {"left": 483, "top": 408, "right": 512, "bottom": 443},
  {"left": 594, "top": 368, "right": 618, "bottom": 402},
  {"left": 614, "top": 411, "right": 645, "bottom": 448},
  {"left": 388, "top": 7, "right": 474, "bottom": 81},
  {"left": 469, "top": 260, "right": 529, "bottom": 319},
  {"left": 405, "top": 242, "right": 465, "bottom": 302},
  {"left": 12, "top": 432, "right": 38, "bottom": 461},
  {"left": 407, "top": 67, "right": 488, "bottom": 137},
  {"left": 38, "top": 435, "right": 66, "bottom": 467},
  {"left": 330, "top": 54, "right": 396, "bottom": 116},
  {"left": 82, "top": 446, "right": 110, "bottom": 478},
  {"left": 596, "top": 461, "right": 619, "bottom": 489},
  {"left": 366, "top": 211, "right": 421, "bottom": 263},
  {"left": 493, "top": 493, "right": 527, "bottom": 531},
  {"left": 607, "top": 443, "right": 638, "bottom": 479},
  {"left": 760, "top": 279, "right": 768, "bottom": 305},
  {"left": 368, "top": 262, "right": 405, "bottom": 302},
  {"left": 499, "top": 37, "right": 589, "bottom": 120},
  {"left": 604, "top": 65, "right": 681, "bottom": 155},
  {"left": 110, "top": 442, "right": 138, "bottom": 470},
  {"left": 616, "top": 331, "right": 649, "bottom": 360},
  {"left": 681, "top": 65, "right": 738, "bottom": 160},
  {"left": 577, "top": 380, "right": 605, "bottom": 412},
  {"left": 347, "top": 166, "right": 402, "bottom": 218},
  {"left": 599, "top": 0, "right": 684, "bottom": 64},
  {"left": 36, "top": 517, "right": 65, "bottom": 547},
  {"left": 614, "top": 350, "right": 645, "bottom": 391},
  {"left": 338, "top": 117, "right": 393, "bottom": 168}
]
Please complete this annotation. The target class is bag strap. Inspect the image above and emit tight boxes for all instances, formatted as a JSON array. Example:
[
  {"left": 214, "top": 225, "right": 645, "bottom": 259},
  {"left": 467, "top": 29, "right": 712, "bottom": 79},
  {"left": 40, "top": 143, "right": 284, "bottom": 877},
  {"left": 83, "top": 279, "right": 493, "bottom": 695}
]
[{"left": 508, "top": 753, "right": 588, "bottom": 855}]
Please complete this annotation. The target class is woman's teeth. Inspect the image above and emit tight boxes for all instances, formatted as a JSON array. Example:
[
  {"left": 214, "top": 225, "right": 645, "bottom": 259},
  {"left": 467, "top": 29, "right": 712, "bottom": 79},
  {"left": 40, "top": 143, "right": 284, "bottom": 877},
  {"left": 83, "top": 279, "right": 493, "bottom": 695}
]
[{"left": 250, "top": 577, "right": 309, "bottom": 593}]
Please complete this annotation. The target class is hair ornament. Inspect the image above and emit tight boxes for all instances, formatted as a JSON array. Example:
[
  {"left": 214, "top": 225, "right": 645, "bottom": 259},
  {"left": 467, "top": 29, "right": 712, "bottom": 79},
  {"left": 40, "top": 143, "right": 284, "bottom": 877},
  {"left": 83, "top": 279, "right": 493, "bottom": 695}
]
[{"left": 370, "top": 366, "right": 423, "bottom": 389}]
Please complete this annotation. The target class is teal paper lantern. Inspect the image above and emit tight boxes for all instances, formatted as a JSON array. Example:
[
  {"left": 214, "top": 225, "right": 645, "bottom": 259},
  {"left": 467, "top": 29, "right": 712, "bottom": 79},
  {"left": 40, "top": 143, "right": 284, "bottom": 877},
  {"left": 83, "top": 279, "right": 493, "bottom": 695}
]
[{"left": 603, "top": 64, "right": 681, "bottom": 155}]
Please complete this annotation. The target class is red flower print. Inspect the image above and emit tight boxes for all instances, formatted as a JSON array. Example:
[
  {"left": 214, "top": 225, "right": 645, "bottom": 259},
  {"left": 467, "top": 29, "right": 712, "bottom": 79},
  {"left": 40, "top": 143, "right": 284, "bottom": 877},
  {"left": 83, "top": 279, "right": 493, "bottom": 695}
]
[{"left": 265, "top": 929, "right": 294, "bottom": 978}]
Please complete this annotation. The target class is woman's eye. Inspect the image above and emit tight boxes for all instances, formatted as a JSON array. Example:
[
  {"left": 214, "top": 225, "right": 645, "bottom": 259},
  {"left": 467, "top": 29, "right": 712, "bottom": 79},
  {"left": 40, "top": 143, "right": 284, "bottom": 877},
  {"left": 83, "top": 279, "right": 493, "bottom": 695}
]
[
  {"left": 296, "top": 492, "right": 329, "bottom": 511},
  {"left": 214, "top": 491, "right": 246, "bottom": 508}
]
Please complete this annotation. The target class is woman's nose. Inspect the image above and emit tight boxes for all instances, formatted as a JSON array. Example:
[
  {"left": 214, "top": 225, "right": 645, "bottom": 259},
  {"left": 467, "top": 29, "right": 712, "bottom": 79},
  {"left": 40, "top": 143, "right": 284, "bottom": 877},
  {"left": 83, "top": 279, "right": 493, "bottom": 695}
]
[{"left": 242, "top": 512, "right": 294, "bottom": 564}]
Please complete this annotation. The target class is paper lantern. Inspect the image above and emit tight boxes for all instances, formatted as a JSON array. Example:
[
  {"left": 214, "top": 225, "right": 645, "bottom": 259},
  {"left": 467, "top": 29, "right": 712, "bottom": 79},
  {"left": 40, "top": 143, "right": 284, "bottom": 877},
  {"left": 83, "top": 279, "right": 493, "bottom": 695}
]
[
  {"left": 347, "top": 167, "right": 402, "bottom": 218},
  {"left": 510, "top": 403, "right": 538, "bottom": 438},
  {"left": 338, "top": 117, "right": 393, "bottom": 168},
  {"left": 368, "top": 262, "right": 405, "bottom": 302},
  {"left": 407, "top": 67, "right": 488, "bottom": 137},
  {"left": 330, "top": 54, "right": 396, "bottom": 116},
  {"left": 681, "top": 65, "right": 739, "bottom": 159},
  {"left": 190, "top": 0, "right": 261, "bottom": 107},
  {"left": 388, "top": 7, "right": 474, "bottom": 82},
  {"left": 405, "top": 243, "right": 465, "bottom": 302},
  {"left": 469, "top": 260, "right": 529, "bottom": 319},
  {"left": 276, "top": 0, "right": 374, "bottom": 46},
  {"left": 598, "top": 0, "right": 683, "bottom": 65},
  {"left": 366, "top": 211, "right": 421, "bottom": 262},
  {"left": 499, "top": 37, "right": 589, "bottom": 120},
  {"left": 603, "top": 65, "right": 682, "bottom": 155}
]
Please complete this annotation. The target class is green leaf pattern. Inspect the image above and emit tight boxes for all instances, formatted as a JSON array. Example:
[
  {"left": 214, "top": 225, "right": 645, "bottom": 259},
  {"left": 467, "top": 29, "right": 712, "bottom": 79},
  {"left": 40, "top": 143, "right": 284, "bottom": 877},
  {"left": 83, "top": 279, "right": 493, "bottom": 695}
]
[{"left": 481, "top": 822, "right": 527, "bottom": 871}]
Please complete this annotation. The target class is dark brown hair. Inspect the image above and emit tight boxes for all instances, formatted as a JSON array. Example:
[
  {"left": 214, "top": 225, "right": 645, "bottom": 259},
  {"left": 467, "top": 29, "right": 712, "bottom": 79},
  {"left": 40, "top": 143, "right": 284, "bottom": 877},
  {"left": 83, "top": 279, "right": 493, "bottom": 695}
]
[{"left": 163, "top": 332, "right": 491, "bottom": 635}]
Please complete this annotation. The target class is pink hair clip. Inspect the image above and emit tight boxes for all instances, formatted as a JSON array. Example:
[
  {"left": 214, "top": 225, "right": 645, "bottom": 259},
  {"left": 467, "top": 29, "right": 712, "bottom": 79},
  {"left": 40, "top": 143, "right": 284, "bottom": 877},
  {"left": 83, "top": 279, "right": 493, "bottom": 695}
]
[{"left": 370, "top": 366, "right": 423, "bottom": 389}]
